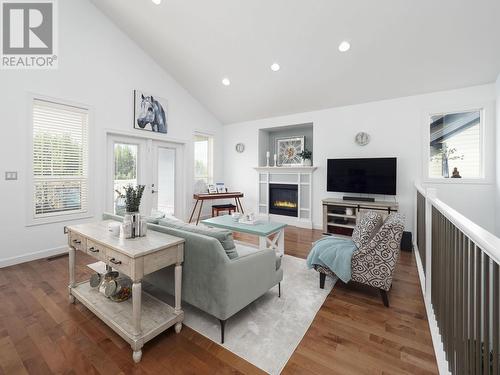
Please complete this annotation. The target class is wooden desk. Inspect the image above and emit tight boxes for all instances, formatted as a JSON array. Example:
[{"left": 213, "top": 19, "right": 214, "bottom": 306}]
[
  {"left": 65, "top": 220, "right": 185, "bottom": 363},
  {"left": 189, "top": 192, "right": 244, "bottom": 224}
]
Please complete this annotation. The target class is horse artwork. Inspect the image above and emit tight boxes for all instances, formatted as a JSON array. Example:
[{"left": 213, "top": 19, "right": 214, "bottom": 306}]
[{"left": 134, "top": 90, "right": 168, "bottom": 134}]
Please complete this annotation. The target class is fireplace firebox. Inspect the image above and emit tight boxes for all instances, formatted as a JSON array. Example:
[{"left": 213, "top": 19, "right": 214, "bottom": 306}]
[{"left": 269, "top": 184, "right": 298, "bottom": 217}]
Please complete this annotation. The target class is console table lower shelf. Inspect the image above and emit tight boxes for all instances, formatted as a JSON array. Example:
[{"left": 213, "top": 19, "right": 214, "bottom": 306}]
[{"left": 71, "top": 280, "right": 183, "bottom": 362}]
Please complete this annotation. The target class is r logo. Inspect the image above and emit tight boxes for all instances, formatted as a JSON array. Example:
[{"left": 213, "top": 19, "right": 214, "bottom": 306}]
[{"left": 2, "top": 2, "right": 53, "bottom": 54}]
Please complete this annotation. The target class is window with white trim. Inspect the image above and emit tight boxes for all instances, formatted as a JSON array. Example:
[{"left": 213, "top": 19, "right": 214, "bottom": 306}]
[
  {"left": 32, "top": 99, "right": 89, "bottom": 218},
  {"left": 194, "top": 133, "right": 213, "bottom": 186},
  {"left": 428, "top": 109, "right": 484, "bottom": 180}
]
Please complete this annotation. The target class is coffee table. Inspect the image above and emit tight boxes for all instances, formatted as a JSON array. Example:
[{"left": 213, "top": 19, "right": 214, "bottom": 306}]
[{"left": 201, "top": 215, "right": 287, "bottom": 255}]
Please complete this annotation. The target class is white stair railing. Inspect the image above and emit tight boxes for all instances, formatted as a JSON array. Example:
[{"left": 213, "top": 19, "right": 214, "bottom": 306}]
[{"left": 414, "top": 183, "right": 500, "bottom": 375}]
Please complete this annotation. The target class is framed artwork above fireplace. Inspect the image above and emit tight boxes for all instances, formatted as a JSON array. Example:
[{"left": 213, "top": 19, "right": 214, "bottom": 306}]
[{"left": 276, "top": 136, "right": 304, "bottom": 166}]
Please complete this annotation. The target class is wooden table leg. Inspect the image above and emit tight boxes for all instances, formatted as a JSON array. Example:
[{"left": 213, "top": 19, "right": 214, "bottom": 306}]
[
  {"left": 196, "top": 200, "right": 204, "bottom": 225},
  {"left": 262, "top": 229, "right": 285, "bottom": 255},
  {"left": 236, "top": 197, "right": 244, "bottom": 213},
  {"left": 174, "top": 262, "right": 183, "bottom": 334},
  {"left": 189, "top": 199, "right": 199, "bottom": 223},
  {"left": 259, "top": 236, "right": 267, "bottom": 250},
  {"left": 132, "top": 281, "right": 143, "bottom": 363},
  {"left": 68, "top": 246, "right": 76, "bottom": 304},
  {"left": 277, "top": 228, "right": 285, "bottom": 255}
]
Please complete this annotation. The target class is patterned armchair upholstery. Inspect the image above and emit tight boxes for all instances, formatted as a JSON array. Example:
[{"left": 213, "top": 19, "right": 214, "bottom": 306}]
[
  {"left": 351, "top": 213, "right": 405, "bottom": 292},
  {"left": 314, "top": 212, "right": 405, "bottom": 307}
]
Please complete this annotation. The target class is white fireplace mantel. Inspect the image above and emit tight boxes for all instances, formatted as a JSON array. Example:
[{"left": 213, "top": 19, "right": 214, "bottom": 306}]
[
  {"left": 254, "top": 166, "right": 317, "bottom": 229},
  {"left": 254, "top": 166, "right": 317, "bottom": 173}
]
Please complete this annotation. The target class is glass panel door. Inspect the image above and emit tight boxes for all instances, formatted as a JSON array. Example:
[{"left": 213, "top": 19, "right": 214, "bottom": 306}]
[
  {"left": 107, "top": 135, "right": 147, "bottom": 215},
  {"left": 113, "top": 143, "right": 138, "bottom": 215},
  {"left": 154, "top": 146, "right": 176, "bottom": 215},
  {"left": 107, "top": 135, "right": 182, "bottom": 218}
]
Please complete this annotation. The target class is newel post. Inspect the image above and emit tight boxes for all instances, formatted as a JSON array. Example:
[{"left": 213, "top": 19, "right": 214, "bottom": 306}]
[{"left": 425, "top": 187, "right": 437, "bottom": 303}]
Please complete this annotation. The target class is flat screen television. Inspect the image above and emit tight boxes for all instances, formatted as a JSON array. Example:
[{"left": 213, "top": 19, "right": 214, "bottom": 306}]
[{"left": 327, "top": 157, "right": 397, "bottom": 195}]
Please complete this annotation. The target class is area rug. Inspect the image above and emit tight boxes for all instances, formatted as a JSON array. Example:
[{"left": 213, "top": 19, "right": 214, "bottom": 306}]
[
  {"left": 88, "top": 255, "right": 336, "bottom": 374},
  {"left": 152, "top": 255, "right": 336, "bottom": 374}
]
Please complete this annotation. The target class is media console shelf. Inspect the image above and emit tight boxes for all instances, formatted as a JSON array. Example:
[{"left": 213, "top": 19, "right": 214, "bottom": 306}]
[{"left": 322, "top": 198, "right": 399, "bottom": 236}]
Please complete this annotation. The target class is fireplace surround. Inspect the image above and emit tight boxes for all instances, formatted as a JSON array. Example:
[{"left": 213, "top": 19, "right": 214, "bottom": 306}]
[
  {"left": 255, "top": 166, "right": 317, "bottom": 229},
  {"left": 269, "top": 184, "right": 298, "bottom": 217}
]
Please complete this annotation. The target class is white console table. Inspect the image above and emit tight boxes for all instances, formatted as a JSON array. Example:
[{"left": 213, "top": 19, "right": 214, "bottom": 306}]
[{"left": 65, "top": 220, "right": 185, "bottom": 363}]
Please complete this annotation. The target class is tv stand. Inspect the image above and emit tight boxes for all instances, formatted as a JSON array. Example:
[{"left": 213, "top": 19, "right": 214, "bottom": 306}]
[
  {"left": 343, "top": 196, "right": 375, "bottom": 203},
  {"left": 322, "top": 198, "right": 398, "bottom": 237}
]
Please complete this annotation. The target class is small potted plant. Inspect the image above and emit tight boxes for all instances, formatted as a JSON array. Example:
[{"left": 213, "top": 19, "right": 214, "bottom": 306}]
[{"left": 298, "top": 149, "right": 312, "bottom": 166}]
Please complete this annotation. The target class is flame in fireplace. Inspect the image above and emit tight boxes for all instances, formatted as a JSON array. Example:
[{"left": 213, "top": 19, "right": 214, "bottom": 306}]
[{"left": 273, "top": 200, "right": 297, "bottom": 209}]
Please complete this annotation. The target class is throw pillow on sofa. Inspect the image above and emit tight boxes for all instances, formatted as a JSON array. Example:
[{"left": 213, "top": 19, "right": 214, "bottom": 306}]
[
  {"left": 158, "top": 218, "right": 238, "bottom": 259},
  {"left": 351, "top": 211, "right": 383, "bottom": 249}
]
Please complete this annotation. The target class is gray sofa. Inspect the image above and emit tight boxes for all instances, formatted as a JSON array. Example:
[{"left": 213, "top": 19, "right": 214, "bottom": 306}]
[{"left": 103, "top": 213, "right": 283, "bottom": 343}]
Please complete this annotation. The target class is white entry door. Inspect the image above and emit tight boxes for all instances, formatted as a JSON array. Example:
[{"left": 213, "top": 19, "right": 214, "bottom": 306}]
[{"left": 107, "top": 135, "right": 184, "bottom": 218}]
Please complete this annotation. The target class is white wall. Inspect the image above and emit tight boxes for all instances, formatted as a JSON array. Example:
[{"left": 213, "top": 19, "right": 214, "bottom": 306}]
[
  {"left": 496, "top": 74, "right": 500, "bottom": 235},
  {"left": 0, "top": 0, "right": 223, "bottom": 266},
  {"left": 224, "top": 84, "right": 497, "bottom": 233}
]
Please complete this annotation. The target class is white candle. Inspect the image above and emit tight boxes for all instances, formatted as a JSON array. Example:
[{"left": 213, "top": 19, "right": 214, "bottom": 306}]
[
  {"left": 266, "top": 151, "right": 270, "bottom": 158},
  {"left": 274, "top": 154, "right": 277, "bottom": 165}
]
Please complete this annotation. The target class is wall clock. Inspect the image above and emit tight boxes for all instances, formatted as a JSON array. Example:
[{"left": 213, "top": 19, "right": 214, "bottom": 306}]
[
  {"left": 235, "top": 143, "right": 245, "bottom": 153},
  {"left": 355, "top": 132, "right": 370, "bottom": 146},
  {"left": 276, "top": 136, "right": 305, "bottom": 166}
]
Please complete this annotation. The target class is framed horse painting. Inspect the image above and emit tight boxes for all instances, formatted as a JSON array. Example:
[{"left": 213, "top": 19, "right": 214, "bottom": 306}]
[{"left": 134, "top": 90, "right": 168, "bottom": 134}]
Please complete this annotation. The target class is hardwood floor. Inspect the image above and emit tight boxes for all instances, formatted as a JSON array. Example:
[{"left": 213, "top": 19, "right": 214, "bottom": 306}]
[{"left": 0, "top": 226, "right": 437, "bottom": 374}]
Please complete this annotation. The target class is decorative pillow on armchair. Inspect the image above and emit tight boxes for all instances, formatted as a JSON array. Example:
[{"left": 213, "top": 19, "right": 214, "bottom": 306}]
[{"left": 351, "top": 211, "right": 383, "bottom": 249}]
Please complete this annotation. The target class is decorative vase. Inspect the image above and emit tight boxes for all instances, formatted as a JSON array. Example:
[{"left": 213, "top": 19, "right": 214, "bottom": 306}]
[
  {"left": 302, "top": 159, "right": 312, "bottom": 166},
  {"left": 126, "top": 212, "right": 141, "bottom": 238}
]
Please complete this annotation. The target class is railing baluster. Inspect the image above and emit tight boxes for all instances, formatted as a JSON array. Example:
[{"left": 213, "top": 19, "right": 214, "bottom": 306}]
[
  {"left": 457, "top": 230, "right": 465, "bottom": 374},
  {"left": 469, "top": 240, "right": 473, "bottom": 375},
  {"left": 464, "top": 235, "right": 469, "bottom": 374},
  {"left": 493, "top": 262, "right": 499, "bottom": 375},
  {"left": 483, "top": 252, "right": 490, "bottom": 375},
  {"left": 476, "top": 243, "right": 481, "bottom": 375},
  {"left": 452, "top": 224, "right": 457, "bottom": 373}
]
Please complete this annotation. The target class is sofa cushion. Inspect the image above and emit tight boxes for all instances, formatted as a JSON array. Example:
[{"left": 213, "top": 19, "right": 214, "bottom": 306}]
[
  {"left": 351, "top": 211, "right": 383, "bottom": 249},
  {"left": 158, "top": 218, "right": 238, "bottom": 259},
  {"left": 236, "top": 243, "right": 282, "bottom": 270}
]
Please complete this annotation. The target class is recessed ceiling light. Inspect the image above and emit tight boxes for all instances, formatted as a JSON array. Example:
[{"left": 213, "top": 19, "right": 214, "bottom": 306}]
[
  {"left": 270, "top": 63, "right": 280, "bottom": 72},
  {"left": 152, "top": 0, "right": 162, "bottom": 4},
  {"left": 222, "top": 78, "right": 231, "bottom": 86},
  {"left": 338, "top": 41, "right": 351, "bottom": 52}
]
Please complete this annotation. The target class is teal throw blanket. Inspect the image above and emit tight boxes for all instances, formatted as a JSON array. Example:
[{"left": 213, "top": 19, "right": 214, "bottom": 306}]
[{"left": 306, "top": 237, "right": 358, "bottom": 283}]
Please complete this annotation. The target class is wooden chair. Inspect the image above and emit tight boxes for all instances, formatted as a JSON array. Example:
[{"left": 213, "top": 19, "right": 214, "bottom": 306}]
[{"left": 212, "top": 204, "right": 237, "bottom": 217}]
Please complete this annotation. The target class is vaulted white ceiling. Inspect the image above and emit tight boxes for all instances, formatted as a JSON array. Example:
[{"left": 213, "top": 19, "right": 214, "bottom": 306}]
[{"left": 91, "top": 0, "right": 500, "bottom": 124}]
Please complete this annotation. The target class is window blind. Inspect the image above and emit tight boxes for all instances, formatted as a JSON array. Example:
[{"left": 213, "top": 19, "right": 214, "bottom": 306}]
[{"left": 33, "top": 99, "right": 89, "bottom": 218}]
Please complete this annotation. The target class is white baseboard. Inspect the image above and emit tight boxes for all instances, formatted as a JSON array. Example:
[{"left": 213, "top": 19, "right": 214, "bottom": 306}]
[
  {"left": 413, "top": 244, "right": 451, "bottom": 375},
  {"left": 0, "top": 245, "right": 68, "bottom": 268}
]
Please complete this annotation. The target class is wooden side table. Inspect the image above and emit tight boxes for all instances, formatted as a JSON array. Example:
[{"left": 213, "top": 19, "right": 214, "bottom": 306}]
[
  {"left": 189, "top": 192, "right": 244, "bottom": 224},
  {"left": 65, "top": 220, "right": 185, "bottom": 363}
]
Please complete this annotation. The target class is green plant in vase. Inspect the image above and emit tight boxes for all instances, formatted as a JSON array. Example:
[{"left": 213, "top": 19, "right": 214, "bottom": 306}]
[
  {"left": 122, "top": 185, "right": 146, "bottom": 238},
  {"left": 298, "top": 149, "right": 312, "bottom": 166},
  {"left": 123, "top": 185, "right": 145, "bottom": 213}
]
